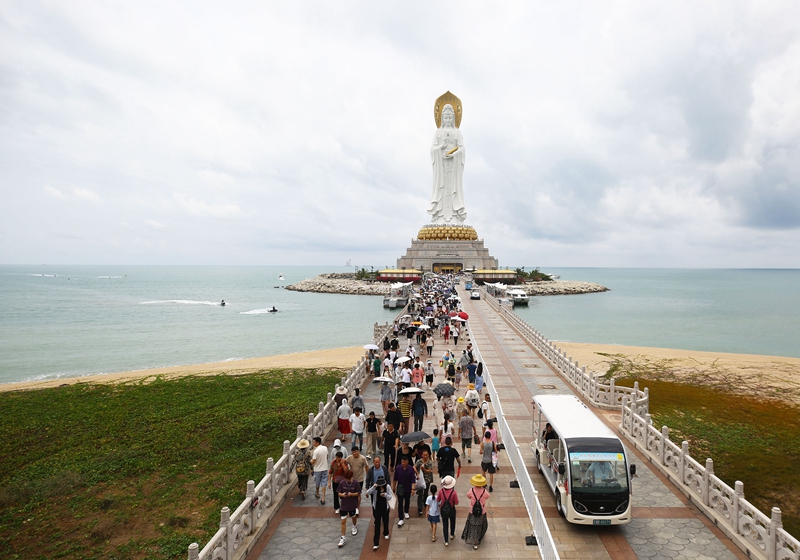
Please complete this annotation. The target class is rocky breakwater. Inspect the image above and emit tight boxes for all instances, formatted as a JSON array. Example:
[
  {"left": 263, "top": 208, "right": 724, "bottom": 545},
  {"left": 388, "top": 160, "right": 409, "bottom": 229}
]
[
  {"left": 520, "top": 280, "right": 608, "bottom": 296},
  {"left": 286, "top": 273, "right": 390, "bottom": 296}
]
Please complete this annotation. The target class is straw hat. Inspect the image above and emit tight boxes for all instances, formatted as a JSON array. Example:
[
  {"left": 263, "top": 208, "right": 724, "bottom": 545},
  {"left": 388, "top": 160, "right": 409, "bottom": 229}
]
[
  {"left": 470, "top": 474, "right": 487, "bottom": 487},
  {"left": 297, "top": 439, "right": 310, "bottom": 449},
  {"left": 468, "top": 383, "right": 475, "bottom": 390},
  {"left": 335, "top": 386, "right": 348, "bottom": 395},
  {"left": 441, "top": 475, "right": 456, "bottom": 489}
]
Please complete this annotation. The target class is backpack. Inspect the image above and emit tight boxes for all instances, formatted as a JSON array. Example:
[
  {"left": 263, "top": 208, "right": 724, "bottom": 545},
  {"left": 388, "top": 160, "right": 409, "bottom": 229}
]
[
  {"left": 477, "top": 407, "right": 484, "bottom": 419},
  {"left": 467, "top": 394, "right": 479, "bottom": 407},
  {"left": 295, "top": 451, "right": 308, "bottom": 474},
  {"left": 472, "top": 489, "right": 485, "bottom": 517},
  {"left": 440, "top": 491, "right": 453, "bottom": 516}
]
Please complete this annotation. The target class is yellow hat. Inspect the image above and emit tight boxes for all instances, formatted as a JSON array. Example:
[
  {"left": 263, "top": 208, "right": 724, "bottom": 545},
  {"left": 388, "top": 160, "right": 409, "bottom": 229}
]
[
  {"left": 470, "top": 474, "right": 487, "bottom": 487},
  {"left": 457, "top": 397, "right": 465, "bottom": 403},
  {"left": 468, "top": 383, "right": 475, "bottom": 390}
]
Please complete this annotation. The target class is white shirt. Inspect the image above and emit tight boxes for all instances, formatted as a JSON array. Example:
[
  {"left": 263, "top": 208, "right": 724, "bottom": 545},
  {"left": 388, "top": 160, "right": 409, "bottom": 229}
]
[
  {"left": 350, "top": 413, "right": 366, "bottom": 433},
  {"left": 311, "top": 445, "right": 328, "bottom": 472},
  {"left": 401, "top": 368, "right": 412, "bottom": 383}
]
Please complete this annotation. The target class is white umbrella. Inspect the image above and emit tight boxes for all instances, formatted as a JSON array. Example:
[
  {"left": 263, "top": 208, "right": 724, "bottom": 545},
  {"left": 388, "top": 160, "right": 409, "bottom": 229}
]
[
  {"left": 418, "top": 325, "right": 431, "bottom": 330},
  {"left": 363, "top": 344, "right": 380, "bottom": 350},
  {"left": 399, "top": 387, "right": 425, "bottom": 395},
  {"left": 395, "top": 356, "right": 412, "bottom": 363},
  {"left": 373, "top": 376, "right": 395, "bottom": 383}
]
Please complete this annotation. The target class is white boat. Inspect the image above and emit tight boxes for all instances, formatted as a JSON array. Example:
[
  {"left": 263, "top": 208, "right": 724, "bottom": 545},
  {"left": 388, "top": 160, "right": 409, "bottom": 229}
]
[
  {"left": 278, "top": 273, "right": 285, "bottom": 281},
  {"left": 506, "top": 288, "right": 530, "bottom": 306}
]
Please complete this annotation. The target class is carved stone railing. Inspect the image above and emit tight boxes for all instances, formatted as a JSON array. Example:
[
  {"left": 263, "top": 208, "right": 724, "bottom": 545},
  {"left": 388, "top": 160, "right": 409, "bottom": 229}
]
[
  {"left": 620, "top": 401, "right": 799, "bottom": 560},
  {"left": 187, "top": 307, "right": 406, "bottom": 560},
  {"left": 482, "top": 291, "right": 649, "bottom": 415}
]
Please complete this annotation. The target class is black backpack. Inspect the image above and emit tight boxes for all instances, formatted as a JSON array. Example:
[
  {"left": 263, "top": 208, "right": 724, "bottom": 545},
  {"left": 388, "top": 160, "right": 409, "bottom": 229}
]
[
  {"left": 440, "top": 491, "right": 453, "bottom": 515},
  {"left": 472, "top": 489, "right": 485, "bottom": 517}
]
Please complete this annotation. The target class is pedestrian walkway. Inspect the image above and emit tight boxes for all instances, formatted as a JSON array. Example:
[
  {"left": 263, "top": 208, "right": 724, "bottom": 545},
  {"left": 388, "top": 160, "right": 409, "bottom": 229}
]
[{"left": 246, "top": 288, "right": 750, "bottom": 559}]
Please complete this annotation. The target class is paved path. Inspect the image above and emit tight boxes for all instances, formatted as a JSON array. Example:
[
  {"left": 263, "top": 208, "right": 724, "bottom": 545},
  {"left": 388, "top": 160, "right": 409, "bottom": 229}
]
[{"left": 246, "top": 288, "right": 749, "bottom": 559}]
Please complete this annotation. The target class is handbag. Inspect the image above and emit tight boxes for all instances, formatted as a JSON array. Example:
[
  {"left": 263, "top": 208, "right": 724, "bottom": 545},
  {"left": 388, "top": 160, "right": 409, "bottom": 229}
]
[
  {"left": 388, "top": 493, "right": 397, "bottom": 510},
  {"left": 473, "top": 434, "right": 480, "bottom": 445},
  {"left": 415, "top": 476, "right": 426, "bottom": 492}
]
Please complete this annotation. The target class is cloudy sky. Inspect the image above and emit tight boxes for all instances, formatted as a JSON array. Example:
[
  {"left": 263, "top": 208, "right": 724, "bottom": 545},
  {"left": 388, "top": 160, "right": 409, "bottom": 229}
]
[{"left": 2, "top": 1, "right": 800, "bottom": 268}]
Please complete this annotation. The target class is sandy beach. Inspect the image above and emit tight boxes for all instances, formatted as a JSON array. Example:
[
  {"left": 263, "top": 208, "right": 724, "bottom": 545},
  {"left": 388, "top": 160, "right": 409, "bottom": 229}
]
[
  {"left": 557, "top": 342, "right": 800, "bottom": 404},
  {"left": 0, "top": 346, "right": 365, "bottom": 393}
]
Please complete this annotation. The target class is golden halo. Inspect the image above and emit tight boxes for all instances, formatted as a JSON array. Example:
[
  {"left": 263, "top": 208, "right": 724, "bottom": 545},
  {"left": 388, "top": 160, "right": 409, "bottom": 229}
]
[{"left": 434, "top": 91, "right": 462, "bottom": 129}]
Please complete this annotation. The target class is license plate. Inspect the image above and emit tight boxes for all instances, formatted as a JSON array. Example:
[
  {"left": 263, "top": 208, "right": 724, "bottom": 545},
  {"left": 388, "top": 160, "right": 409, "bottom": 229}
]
[{"left": 593, "top": 519, "right": 611, "bottom": 526}]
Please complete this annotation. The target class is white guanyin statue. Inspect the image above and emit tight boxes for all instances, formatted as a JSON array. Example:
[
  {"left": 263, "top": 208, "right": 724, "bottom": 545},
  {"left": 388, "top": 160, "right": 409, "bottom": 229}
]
[{"left": 428, "top": 92, "right": 467, "bottom": 225}]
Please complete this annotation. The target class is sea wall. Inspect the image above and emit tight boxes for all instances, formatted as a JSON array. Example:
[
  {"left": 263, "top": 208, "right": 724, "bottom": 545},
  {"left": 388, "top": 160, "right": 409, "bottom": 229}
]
[
  {"left": 285, "top": 273, "right": 389, "bottom": 296},
  {"left": 520, "top": 280, "right": 608, "bottom": 296}
]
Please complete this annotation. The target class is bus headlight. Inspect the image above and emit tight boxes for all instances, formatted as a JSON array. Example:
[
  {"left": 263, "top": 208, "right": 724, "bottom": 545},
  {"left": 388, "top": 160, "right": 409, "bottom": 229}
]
[
  {"left": 573, "top": 500, "right": 589, "bottom": 513},
  {"left": 615, "top": 500, "right": 629, "bottom": 513}
]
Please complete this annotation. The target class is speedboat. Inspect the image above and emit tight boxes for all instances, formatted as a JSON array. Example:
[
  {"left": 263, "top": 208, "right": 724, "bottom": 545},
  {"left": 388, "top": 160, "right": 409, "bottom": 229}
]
[
  {"left": 506, "top": 289, "right": 530, "bottom": 306},
  {"left": 278, "top": 273, "right": 285, "bottom": 281}
]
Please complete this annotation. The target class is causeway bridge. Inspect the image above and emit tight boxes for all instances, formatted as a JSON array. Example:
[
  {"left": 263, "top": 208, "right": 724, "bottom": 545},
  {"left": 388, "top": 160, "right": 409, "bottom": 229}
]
[{"left": 189, "top": 286, "right": 795, "bottom": 560}]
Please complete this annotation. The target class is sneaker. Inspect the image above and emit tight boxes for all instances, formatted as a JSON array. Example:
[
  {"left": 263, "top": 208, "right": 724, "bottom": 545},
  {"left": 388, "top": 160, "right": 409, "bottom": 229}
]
[
  {"left": 335, "top": 509, "right": 340, "bottom": 514},
  {"left": 468, "top": 458, "right": 472, "bottom": 463},
  {"left": 355, "top": 508, "right": 359, "bottom": 515},
  {"left": 373, "top": 545, "right": 379, "bottom": 550},
  {"left": 445, "top": 541, "right": 449, "bottom": 547},
  {"left": 338, "top": 536, "right": 346, "bottom": 548},
  {"left": 418, "top": 509, "right": 423, "bottom": 516},
  {"left": 385, "top": 535, "right": 389, "bottom": 540},
  {"left": 405, "top": 512, "right": 410, "bottom": 519},
  {"left": 397, "top": 519, "right": 404, "bottom": 526},
  {"left": 352, "top": 525, "right": 358, "bottom": 535},
  {"left": 489, "top": 486, "right": 493, "bottom": 492}
]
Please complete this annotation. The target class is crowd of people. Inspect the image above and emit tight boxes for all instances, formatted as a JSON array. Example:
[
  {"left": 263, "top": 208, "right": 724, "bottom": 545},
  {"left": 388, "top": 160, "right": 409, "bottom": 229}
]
[{"left": 291, "top": 274, "right": 501, "bottom": 551}]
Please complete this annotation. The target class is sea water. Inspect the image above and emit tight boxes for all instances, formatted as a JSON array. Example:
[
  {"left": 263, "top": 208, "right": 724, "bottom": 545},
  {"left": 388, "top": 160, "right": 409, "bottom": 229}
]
[
  {"left": 514, "top": 268, "right": 800, "bottom": 358},
  {"left": 0, "top": 265, "right": 399, "bottom": 384},
  {"left": 1, "top": 266, "right": 798, "bottom": 385}
]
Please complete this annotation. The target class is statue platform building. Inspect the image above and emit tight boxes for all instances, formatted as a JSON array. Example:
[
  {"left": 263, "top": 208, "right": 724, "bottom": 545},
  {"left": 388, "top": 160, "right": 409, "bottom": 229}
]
[{"left": 394, "top": 91, "right": 499, "bottom": 275}]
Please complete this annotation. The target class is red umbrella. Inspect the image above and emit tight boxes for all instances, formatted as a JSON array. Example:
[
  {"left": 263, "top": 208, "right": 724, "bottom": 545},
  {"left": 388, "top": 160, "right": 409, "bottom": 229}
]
[
  {"left": 448, "top": 311, "right": 458, "bottom": 317},
  {"left": 458, "top": 311, "right": 469, "bottom": 320}
]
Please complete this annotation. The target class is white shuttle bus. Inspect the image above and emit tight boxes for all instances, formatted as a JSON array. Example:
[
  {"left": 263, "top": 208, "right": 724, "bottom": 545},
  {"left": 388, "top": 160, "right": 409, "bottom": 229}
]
[{"left": 533, "top": 394, "right": 634, "bottom": 525}]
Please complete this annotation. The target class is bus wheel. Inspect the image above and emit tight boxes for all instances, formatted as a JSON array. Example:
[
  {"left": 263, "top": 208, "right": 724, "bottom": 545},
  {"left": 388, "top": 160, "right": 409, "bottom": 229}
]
[{"left": 556, "top": 493, "right": 565, "bottom": 517}]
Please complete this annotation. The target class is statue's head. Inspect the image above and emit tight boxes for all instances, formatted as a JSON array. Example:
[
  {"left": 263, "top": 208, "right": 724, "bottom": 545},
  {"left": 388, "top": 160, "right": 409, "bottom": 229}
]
[{"left": 441, "top": 105, "right": 455, "bottom": 128}]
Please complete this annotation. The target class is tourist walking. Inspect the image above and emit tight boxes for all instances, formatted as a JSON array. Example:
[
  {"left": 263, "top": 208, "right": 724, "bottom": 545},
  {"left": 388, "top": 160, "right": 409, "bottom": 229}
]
[
  {"left": 480, "top": 431, "right": 498, "bottom": 492},
  {"left": 336, "top": 470, "right": 361, "bottom": 548},
  {"left": 334, "top": 385, "right": 348, "bottom": 409},
  {"left": 459, "top": 409, "right": 476, "bottom": 463},
  {"left": 453, "top": 325, "right": 460, "bottom": 345},
  {"left": 349, "top": 407, "right": 366, "bottom": 451},
  {"left": 462, "top": 474, "right": 489, "bottom": 549},
  {"left": 425, "top": 359, "right": 435, "bottom": 388},
  {"left": 415, "top": 450, "right": 434, "bottom": 516},
  {"left": 292, "top": 439, "right": 312, "bottom": 500},
  {"left": 411, "top": 393, "right": 428, "bottom": 432},
  {"left": 465, "top": 383, "right": 480, "bottom": 418},
  {"left": 437, "top": 475, "right": 459, "bottom": 547},
  {"left": 337, "top": 398, "right": 352, "bottom": 442},
  {"left": 380, "top": 381, "right": 394, "bottom": 415},
  {"left": 436, "top": 436, "right": 461, "bottom": 479},
  {"left": 425, "top": 483, "right": 440, "bottom": 542},
  {"left": 365, "top": 411, "right": 380, "bottom": 458},
  {"left": 432, "top": 396, "right": 445, "bottom": 433},
  {"left": 381, "top": 422, "right": 399, "bottom": 468},
  {"left": 329, "top": 451, "right": 350, "bottom": 513},
  {"left": 350, "top": 388, "right": 365, "bottom": 415},
  {"left": 393, "top": 457, "right": 416, "bottom": 525},
  {"left": 426, "top": 335, "right": 434, "bottom": 356},
  {"left": 475, "top": 368, "right": 485, "bottom": 393},
  {"left": 398, "top": 394, "right": 412, "bottom": 434},
  {"left": 310, "top": 437, "right": 328, "bottom": 504},
  {"left": 328, "top": 438, "right": 349, "bottom": 466},
  {"left": 346, "top": 445, "right": 369, "bottom": 492},
  {"left": 366, "top": 455, "right": 391, "bottom": 488},
  {"left": 366, "top": 475, "right": 393, "bottom": 550}
]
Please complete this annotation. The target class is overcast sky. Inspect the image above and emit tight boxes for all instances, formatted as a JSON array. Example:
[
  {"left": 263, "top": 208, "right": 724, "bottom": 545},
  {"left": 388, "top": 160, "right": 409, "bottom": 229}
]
[{"left": 2, "top": 2, "right": 800, "bottom": 268}]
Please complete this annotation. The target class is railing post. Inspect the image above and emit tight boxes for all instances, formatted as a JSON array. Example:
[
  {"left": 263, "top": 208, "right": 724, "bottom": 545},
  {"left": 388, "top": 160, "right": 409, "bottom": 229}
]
[
  {"left": 632, "top": 381, "right": 639, "bottom": 415},
  {"left": 733, "top": 481, "right": 744, "bottom": 535},
  {"left": 220, "top": 506, "right": 231, "bottom": 560},
  {"left": 297, "top": 424, "right": 303, "bottom": 440},
  {"left": 680, "top": 441, "right": 689, "bottom": 483},
  {"left": 610, "top": 378, "right": 616, "bottom": 406},
  {"left": 703, "top": 459, "right": 713, "bottom": 506},
  {"left": 267, "top": 458, "right": 275, "bottom": 507},
  {"left": 317, "top": 404, "right": 324, "bottom": 436},
  {"left": 621, "top": 396, "right": 628, "bottom": 433},
  {"left": 660, "top": 426, "right": 668, "bottom": 465},
  {"left": 643, "top": 387, "right": 649, "bottom": 414},
  {"left": 246, "top": 480, "right": 255, "bottom": 534},
  {"left": 188, "top": 542, "right": 199, "bottom": 560},
  {"left": 769, "top": 507, "right": 782, "bottom": 560}
]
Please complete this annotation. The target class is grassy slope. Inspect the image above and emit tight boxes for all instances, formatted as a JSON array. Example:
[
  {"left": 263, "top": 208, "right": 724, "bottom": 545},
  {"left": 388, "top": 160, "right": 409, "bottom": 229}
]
[
  {"left": 0, "top": 368, "right": 344, "bottom": 559},
  {"left": 615, "top": 378, "right": 800, "bottom": 537}
]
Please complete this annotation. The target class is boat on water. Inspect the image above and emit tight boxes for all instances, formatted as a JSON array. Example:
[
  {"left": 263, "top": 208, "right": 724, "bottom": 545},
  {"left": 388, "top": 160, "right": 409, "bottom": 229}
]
[
  {"left": 506, "top": 288, "right": 530, "bottom": 306},
  {"left": 278, "top": 273, "right": 285, "bottom": 281}
]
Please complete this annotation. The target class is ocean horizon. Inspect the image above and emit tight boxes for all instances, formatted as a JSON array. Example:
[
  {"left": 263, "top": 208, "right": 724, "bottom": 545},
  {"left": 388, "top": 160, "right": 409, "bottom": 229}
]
[{"left": 1, "top": 265, "right": 799, "bottom": 385}]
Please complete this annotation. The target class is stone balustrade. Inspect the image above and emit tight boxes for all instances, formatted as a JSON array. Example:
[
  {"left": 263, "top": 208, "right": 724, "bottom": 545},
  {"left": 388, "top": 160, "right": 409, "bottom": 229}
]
[
  {"left": 483, "top": 289, "right": 799, "bottom": 560},
  {"left": 187, "top": 305, "right": 409, "bottom": 560}
]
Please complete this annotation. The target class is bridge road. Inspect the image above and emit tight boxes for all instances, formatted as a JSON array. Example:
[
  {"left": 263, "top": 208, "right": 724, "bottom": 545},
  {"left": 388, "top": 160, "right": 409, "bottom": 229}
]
[{"left": 458, "top": 286, "right": 748, "bottom": 560}]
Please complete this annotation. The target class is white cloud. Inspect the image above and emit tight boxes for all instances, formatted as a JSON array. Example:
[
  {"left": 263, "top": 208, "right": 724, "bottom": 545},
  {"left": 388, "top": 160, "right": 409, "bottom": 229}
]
[
  {"left": 1, "top": 1, "right": 799, "bottom": 266},
  {"left": 72, "top": 188, "right": 101, "bottom": 203}
]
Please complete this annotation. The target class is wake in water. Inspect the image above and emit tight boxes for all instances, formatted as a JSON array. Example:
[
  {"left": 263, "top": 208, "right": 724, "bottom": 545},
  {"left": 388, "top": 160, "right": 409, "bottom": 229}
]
[
  {"left": 140, "top": 300, "right": 223, "bottom": 306},
  {"left": 240, "top": 308, "right": 280, "bottom": 315},
  {"left": 97, "top": 276, "right": 124, "bottom": 279}
]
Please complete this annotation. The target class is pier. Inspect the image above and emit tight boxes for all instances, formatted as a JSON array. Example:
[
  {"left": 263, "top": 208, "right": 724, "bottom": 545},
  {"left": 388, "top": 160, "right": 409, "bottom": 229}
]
[{"left": 191, "top": 287, "right": 794, "bottom": 560}]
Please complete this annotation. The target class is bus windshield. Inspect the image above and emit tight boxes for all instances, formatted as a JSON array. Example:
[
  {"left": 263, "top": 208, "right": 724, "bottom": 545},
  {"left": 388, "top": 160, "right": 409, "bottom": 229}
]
[{"left": 569, "top": 450, "right": 629, "bottom": 494}]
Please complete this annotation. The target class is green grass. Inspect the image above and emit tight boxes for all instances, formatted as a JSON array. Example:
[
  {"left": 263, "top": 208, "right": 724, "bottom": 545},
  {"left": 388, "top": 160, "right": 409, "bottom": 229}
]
[
  {"left": 615, "top": 377, "right": 800, "bottom": 537},
  {"left": 0, "top": 368, "right": 344, "bottom": 559}
]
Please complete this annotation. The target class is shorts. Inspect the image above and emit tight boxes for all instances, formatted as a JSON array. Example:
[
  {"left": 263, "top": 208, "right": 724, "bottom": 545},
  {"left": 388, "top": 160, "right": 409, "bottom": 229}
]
[
  {"left": 313, "top": 471, "right": 328, "bottom": 487},
  {"left": 427, "top": 514, "right": 441, "bottom": 523},
  {"left": 340, "top": 510, "right": 358, "bottom": 519},
  {"left": 481, "top": 461, "right": 496, "bottom": 474},
  {"left": 426, "top": 375, "right": 434, "bottom": 383},
  {"left": 461, "top": 439, "right": 472, "bottom": 449}
]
